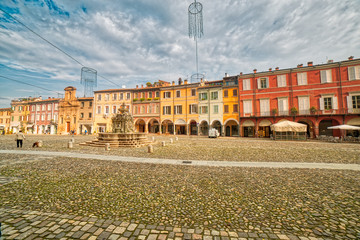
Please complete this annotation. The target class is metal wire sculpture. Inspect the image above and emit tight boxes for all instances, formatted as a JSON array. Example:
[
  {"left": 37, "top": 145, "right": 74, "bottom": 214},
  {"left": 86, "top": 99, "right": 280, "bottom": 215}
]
[
  {"left": 81, "top": 67, "right": 97, "bottom": 97},
  {"left": 188, "top": 0, "right": 204, "bottom": 82}
]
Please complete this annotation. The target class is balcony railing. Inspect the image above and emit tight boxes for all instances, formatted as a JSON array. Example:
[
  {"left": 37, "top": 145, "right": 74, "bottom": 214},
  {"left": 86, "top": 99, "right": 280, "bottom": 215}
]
[{"left": 242, "top": 108, "right": 359, "bottom": 118}]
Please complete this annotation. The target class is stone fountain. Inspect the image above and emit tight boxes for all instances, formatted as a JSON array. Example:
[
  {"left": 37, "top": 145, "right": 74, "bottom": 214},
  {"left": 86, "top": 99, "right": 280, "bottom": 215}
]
[{"left": 82, "top": 104, "right": 151, "bottom": 147}]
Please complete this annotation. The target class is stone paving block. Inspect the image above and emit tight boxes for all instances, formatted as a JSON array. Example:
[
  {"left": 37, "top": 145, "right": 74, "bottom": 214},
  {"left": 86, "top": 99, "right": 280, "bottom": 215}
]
[
  {"left": 278, "top": 234, "right": 290, "bottom": 240},
  {"left": 127, "top": 223, "right": 138, "bottom": 231},
  {"left": 108, "top": 233, "right": 120, "bottom": 240},
  {"left": 72, "top": 230, "right": 85, "bottom": 239},
  {"left": 80, "top": 233, "right": 92, "bottom": 239},
  {"left": 113, "top": 226, "right": 126, "bottom": 234},
  {"left": 203, "top": 236, "right": 213, "bottom": 240},
  {"left": 123, "top": 231, "right": 133, "bottom": 237},
  {"left": 98, "top": 231, "right": 112, "bottom": 239},
  {"left": 147, "top": 234, "right": 158, "bottom": 240}
]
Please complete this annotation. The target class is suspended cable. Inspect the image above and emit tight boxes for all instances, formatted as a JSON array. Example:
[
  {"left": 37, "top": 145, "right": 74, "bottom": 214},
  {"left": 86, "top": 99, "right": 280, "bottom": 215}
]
[{"left": 0, "top": 7, "right": 121, "bottom": 87}]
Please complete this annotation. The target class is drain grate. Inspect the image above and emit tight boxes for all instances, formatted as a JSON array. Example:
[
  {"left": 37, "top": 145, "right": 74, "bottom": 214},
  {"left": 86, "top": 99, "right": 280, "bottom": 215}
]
[{"left": 182, "top": 160, "right": 192, "bottom": 164}]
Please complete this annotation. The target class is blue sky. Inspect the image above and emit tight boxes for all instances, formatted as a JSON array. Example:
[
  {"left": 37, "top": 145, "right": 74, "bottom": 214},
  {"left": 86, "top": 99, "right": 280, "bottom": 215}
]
[{"left": 1, "top": 0, "right": 360, "bottom": 108}]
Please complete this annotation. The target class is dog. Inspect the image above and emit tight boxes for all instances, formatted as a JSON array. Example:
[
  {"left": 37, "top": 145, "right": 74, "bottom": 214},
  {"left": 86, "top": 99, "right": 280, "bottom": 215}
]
[{"left": 32, "top": 141, "right": 42, "bottom": 148}]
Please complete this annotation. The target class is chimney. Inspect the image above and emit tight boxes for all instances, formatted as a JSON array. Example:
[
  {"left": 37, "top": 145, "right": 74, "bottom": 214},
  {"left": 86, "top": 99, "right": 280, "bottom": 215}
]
[
  {"left": 269, "top": 68, "right": 272, "bottom": 72},
  {"left": 307, "top": 61, "right": 313, "bottom": 67},
  {"left": 172, "top": 81, "right": 175, "bottom": 86},
  {"left": 275, "top": 67, "right": 279, "bottom": 70},
  {"left": 48, "top": 97, "right": 51, "bottom": 99},
  {"left": 178, "top": 78, "right": 182, "bottom": 85},
  {"left": 225, "top": 73, "right": 229, "bottom": 77},
  {"left": 141, "top": 84, "right": 143, "bottom": 88},
  {"left": 253, "top": 69, "right": 257, "bottom": 73},
  {"left": 136, "top": 85, "right": 138, "bottom": 88},
  {"left": 297, "top": 64, "right": 303, "bottom": 68},
  {"left": 348, "top": 56, "right": 354, "bottom": 60},
  {"left": 184, "top": 79, "right": 188, "bottom": 84},
  {"left": 240, "top": 72, "right": 243, "bottom": 75},
  {"left": 327, "top": 60, "right": 333, "bottom": 63}
]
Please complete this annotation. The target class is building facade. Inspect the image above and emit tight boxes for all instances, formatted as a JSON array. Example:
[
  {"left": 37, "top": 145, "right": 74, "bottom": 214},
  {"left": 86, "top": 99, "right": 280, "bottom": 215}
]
[
  {"left": 0, "top": 108, "right": 11, "bottom": 134},
  {"left": 78, "top": 97, "right": 94, "bottom": 134},
  {"left": 238, "top": 57, "right": 360, "bottom": 138},
  {"left": 58, "top": 86, "right": 81, "bottom": 134},
  {"left": 29, "top": 97, "right": 60, "bottom": 134},
  {"left": 223, "top": 75, "right": 240, "bottom": 136}
]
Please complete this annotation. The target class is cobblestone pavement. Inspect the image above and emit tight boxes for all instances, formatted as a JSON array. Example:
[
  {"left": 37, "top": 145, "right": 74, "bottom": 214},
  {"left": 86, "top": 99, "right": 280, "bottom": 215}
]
[
  {"left": 0, "top": 141, "right": 359, "bottom": 239},
  {"left": 1, "top": 150, "right": 360, "bottom": 171}
]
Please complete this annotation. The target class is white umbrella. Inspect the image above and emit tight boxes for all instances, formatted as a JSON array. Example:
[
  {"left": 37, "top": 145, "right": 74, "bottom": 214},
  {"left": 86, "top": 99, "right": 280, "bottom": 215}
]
[{"left": 327, "top": 124, "right": 360, "bottom": 130}]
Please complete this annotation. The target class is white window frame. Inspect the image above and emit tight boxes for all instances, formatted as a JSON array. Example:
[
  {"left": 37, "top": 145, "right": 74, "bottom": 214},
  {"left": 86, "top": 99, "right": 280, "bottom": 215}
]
[
  {"left": 348, "top": 65, "right": 360, "bottom": 81},
  {"left": 189, "top": 104, "right": 198, "bottom": 114},
  {"left": 120, "top": 93, "right": 124, "bottom": 100},
  {"left": 105, "top": 105, "right": 110, "bottom": 114},
  {"left": 174, "top": 105, "right": 182, "bottom": 115},
  {"left": 278, "top": 97, "right": 288, "bottom": 115},
  {"left": 259, "top": 99, "right": 270, "bottom": 116},
  {"left": 191, "top": 89, "right": 196, "bottom": 96},
  {"left": 163, "top": 106, "right": 171, "bottom": 115},
  {"left": 164, "top": 92, "right": 171, "bottom": 99},
  {"left": 97, "top": 106, "right": 101, "bottom": 114},
  {"left": 298, "top": 96, "right": 310, "bottom": 114},
  {"left": 243, "top": 100, "right": 252, "bottom": 115},
  {"left": 97, "top": 94, "right": 102, "bottom": 101},
  {"left": 176, "top": 90, "right": 181, "bottom": 98},
  {"left": 257, "top": 77, "right": 269, "bottom": 89},
  {"left": 199, "top": 106, "right": 208, "bottom": 114},
  {"left": 320, "top": 70, "right": 332, "bottom": 83},
  {"left": 277, "top": 75, "right": 286, "bottom": 87},
  {"left": 113, "top": 93, "right": 117, "bottom": 100},
  {"left": 213, "top": 105, "right": 219, "bottom": 114},
  {"left": 211, "top": 91, "right": 218, "bottom": 100},
  {"left": 297, "top": 72, "right": 307, "bottom": 85},
  {"left": 243, "top": 79, "right": 251, "bottom": 90},
  {"left": 319, "top": 95, "right": 338, "bottom": 111},
  {"left": 199, "top": 92, "right": 208, "bottom": 101}
]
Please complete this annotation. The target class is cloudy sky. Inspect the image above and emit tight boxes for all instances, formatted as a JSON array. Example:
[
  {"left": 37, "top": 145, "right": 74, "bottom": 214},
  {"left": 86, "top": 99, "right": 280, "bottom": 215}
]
[{"left": 0, "top": 0, "right": 360, "bottom": 107}]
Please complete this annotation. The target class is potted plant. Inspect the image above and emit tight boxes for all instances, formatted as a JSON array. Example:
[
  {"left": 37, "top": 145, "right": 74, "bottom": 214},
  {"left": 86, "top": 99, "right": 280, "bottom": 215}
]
[
  {"left": 290, "top": 107, "right": 298, "bottom": 115},
  {"left": 133, "top": 98, "right": 138, "bottom": 102},
  {"left": 147, "top": 98, "right": 152, "bottom": 101},
  {"left": 140, "top": 98, "right": 145, "bottom": 102},
  {"left": 310, "top": 106, "right": 317, "bottom": 114},
  {"left": 271, "top": 108, "right": 278, "bottom": 116}
]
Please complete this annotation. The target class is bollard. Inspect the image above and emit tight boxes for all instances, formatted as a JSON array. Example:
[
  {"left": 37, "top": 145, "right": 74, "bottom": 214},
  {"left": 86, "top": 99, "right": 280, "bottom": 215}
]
[
  {"left": 37, "top": 140, "right": 43, "bottom": 147},
  {"left": 68, "top": 141, "right": 73, "bottom": 148},
  {"left": 170, "top": 138, "right": 173, "bottom": 143},
  {"left": 152, "top": 136, "right": 155, "bottom": 142},
  {"left": 161, "top": 141, "right": 166, "bottom": 147},
  {"left": 71, "top": 137, "right": 75, "bottom": 143},
  {"left": 105, "top": 143, "right": 110, "bottom": 151},
  {"left": 175, "top": 137, "right": 178, "bottom": 141},
  {"left": 148, "top": 145, "right": 153, "bottom": 153}
]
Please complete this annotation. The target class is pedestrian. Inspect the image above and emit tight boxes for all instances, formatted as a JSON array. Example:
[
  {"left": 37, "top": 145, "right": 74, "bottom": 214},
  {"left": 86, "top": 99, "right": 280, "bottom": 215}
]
[
  {"left": 84, "top": 129, "right": 87, "bottom": 135},
  {"left": 15, "top": 130, "right": 26, "bottom": 148}
]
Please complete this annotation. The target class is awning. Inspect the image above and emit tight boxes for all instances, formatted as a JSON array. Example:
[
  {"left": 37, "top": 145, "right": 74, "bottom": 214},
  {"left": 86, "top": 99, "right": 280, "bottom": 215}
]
[
  {"left": 242, "top": 120, "right": 255, "bottom": 127},
  {"left": 175, "top": 119, "right": 186, "bottom": 125},
  {"left": 328, "top": 124, "right": 360, "bottom": 130},
  {"left": 259, "top": 119, "right": 272, "bottom": 127},
  {"left": 271, "top": 120, "right": 307, "bottom": 132},
  {"left": 347, "top": 117, "right": 360, "bottom": 126}
]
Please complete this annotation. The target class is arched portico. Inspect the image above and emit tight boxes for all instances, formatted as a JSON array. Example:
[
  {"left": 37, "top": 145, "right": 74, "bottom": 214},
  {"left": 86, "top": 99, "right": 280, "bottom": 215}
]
[
  {"left": 189, "top": 119, "right": 198, "bottom": 135},
  {"left": 148, "top": 118, "right": 160, "bottom": 133},
  {"left": 161, "top": 119, "right": 174, "bottom": 134},
  {"left": 175, "top": 119, "right": 187, "bottom": 135},
  {"left": 224, "top": 119, "right": 239, "bottom": 137},
  {"left": 199, "top": 120, "right": 209, "bottom": 136},
  {"left": 135, "top": 119, "right": 146, "bottom": 133},
  {"left": 242, "top": 120, "right": 255, "bottom": 137},
  {"left": 211, "top": 120, "right": 222, "bottom": 136}
]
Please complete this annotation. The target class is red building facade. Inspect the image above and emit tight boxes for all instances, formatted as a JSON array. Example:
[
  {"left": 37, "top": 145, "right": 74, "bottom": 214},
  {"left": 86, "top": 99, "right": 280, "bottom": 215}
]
[
  {"left": 29, "top": 97, "right": 60, "bottom": 134},
  {"left": 238, "top": 57, "right": 360, "bottom": 138}
]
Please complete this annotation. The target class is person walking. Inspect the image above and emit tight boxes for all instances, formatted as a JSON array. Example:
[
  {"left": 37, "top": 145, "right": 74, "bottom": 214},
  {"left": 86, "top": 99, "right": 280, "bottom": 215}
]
[{"left": 15, "top": 130, "right": 26, "bottom": 148}]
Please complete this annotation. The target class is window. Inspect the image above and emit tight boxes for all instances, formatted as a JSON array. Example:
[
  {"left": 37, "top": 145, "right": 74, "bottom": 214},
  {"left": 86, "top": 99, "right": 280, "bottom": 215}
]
[
  {"left": 36, "top": 105, "right": 40, "bottom": 111},
  {"left": 233, "top": 104, "right": 238, "bottom": 113},
  {"left": 278, "top": 98, "right": 288, "bottom": 115},
  {"left": 141, "top": 106, "right": 145, "bottom": 114},
  {"left": 189, "top": 104, "right": 198, "bottom": 114},
  {"left": 126, "top": 93, "right": 131, "bottom": 99},
  {"left": 199, "top": 92, "right": 208, "bottom": 100},
  {"left": 351, "top": 95, "right": 360, "bottom": 110},
  {"left": 31, "top": 114, "right": 35, "bottom": 122},
  {"left": 174, "top": 105, "right": 182, "bottom": 114},
  {"left": 320, "top": 70, "right": 332, "bottom": 83},
  {"left": 199, "top": 106, "right": 208, "bottom": 114},
  {"left": 297, "top": 72, "right": 307, "bottom": 85},
  {"left": 74, "top": 117, "right": 76, "bottom": 124},
  {"left": 320, "top": 96, "right": 338, "bottom": 110},
  {"left": 163, "top": 106, "right": 171, "bottom": 115},
  {"left": 89, "top": 102, "right": 92, "bottom": 107},
  {"left": 164, "top": 92, "right": 171, "bottom": 98},
  {"left": 97, "top": 94, "right": 102, "bottom": 101},
  {"left": 211, "top": 91, "right": 218, "bottom": 100},
  {"left": 149, "top": 92, "right": 153, "bottom": 98},
  {"left": 32, "top": 105, "right": 35, "bottom": 111},
  {"left": 155, "top": 105, "right": 159, "bottom": 113},
  {"left": 105, "top": 106, "right": 110, "bottom": 114},
  {"left": 55, "top": 104, "right": 59, "bottom": 110},
  {"left": 80, "top": 113, "right": 84, "bottom": 118},
  {"left": 323, "top": 97, "right": 332, "bottom": 110},
  {"left": 242, "top": 79, "right": 251, "bottom": 90},
  {"left": 89, "top": 113, "right": 92, "bottom": 118},
  {"left": 97, "top": 106, "right": 101, "bottom": 114},
  {"left": 243, "top": 100, "right": 252, "bottom": 114},
  {"left": 47, "top": 104, "right": 52, "bottom": 110},
  {"left": 213, "top": 105, "right": 219, "bottom": 114},
  {"left": 260, "top": 99, "right": 270, "bottom": 116},
  {"left": 113, "top": 93, "right": 117, "bottom": 100},
  {"left": 81, "top": 102, "right": 85, "bottom": 107},
  {"left": 298, "top": 96, "right": 310, "bottom": 114},
  {"left": 141, "top": 92, "right": 145, "bottom": 98},
  {"left": 176, "top": 90, "right": 181, "bottom": 98},
  {"left": 224, "top": 90, "right": 228, "bottom": 97},
  {"left": 233, "top": 89, "right": 237, "bottom": 97},
  {"left": 224, "top": 105, "right": 229, "bottom": 113},
  {"left": 41, "top": 105, "right": 45, "bottom": 111},
  {"left": 191, "top": 89, "right": 196, "bottom": 96},
  {"left": 156, "top": 91, "right": 160, "bottom": 98},
  {"left": 54, "top": 114, "right": 58, "bottom": 121},
  {"left": 148, "top": 105, "right": 152, "bottom": 113},
  {"left": 47, "top": 114, "right": 51, "bottom": 120},
  {"left": 105, "top": 94, "right": 110, "bottom": 101},
  {"left": 120, "top": 93, "right": 124, "bottom": 100},
  {"left": 277, "top": 75, "right": 286, "bottom": 87},
  {"left": 258, "top": 77, "right": 269, "bottom": 89},
  {"left": 36, "top": 114, "right": 40, "bottom": 121},
  {"left": 41, "top": 114, "right": 45, "bottom": 121},
  {"left": 19, "top": 116, "right": 21, "bottom": 121},
  {"left": 348, "top": 66, "right": 360, "bottom": 80},
  {"left": 112, "top": 105, "right": 117, "bottom": 114}
]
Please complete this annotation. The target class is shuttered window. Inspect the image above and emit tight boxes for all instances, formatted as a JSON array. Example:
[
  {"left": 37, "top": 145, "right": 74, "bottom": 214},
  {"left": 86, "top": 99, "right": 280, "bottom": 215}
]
[
  {"left": 243, "top": 100, "right": 252, "bottom": 114},
  {"left": 259, "top": 99, "right": 270, "bottom": 116},
  {"left": 242, "top": 79, "right": 251, "bottom": 90},
  {"left": 320, "top": 70, "right": 332, "bottom": 83},
  {"left": 348, "top": 66, "right": 360, "bottom": 80},
  {"left": 277, "top": 75, "right": 286, "bottom": 87},
  {"left": 297, "top": 72, "right": 307, "bottom": 85}
]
